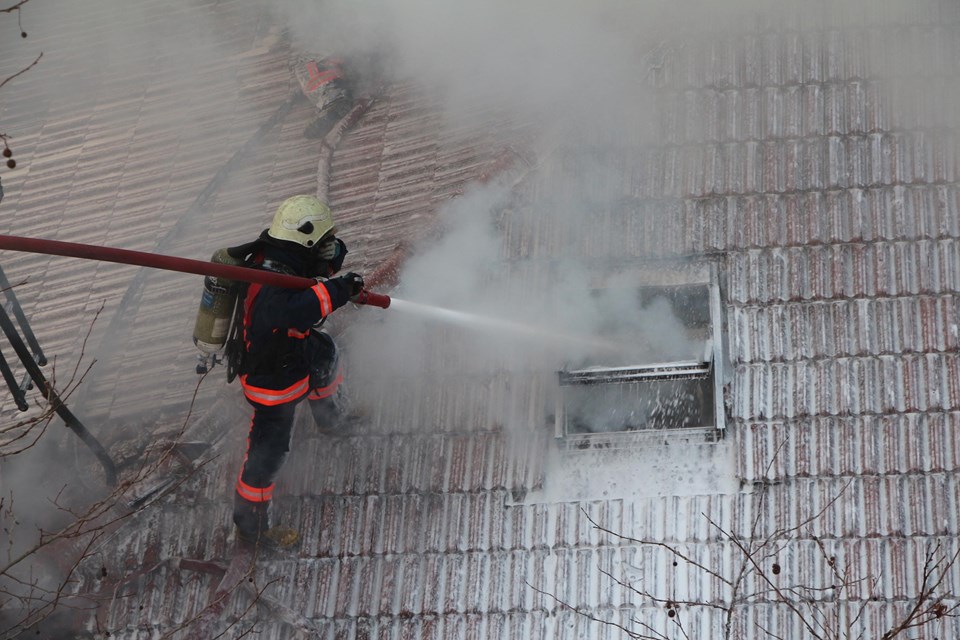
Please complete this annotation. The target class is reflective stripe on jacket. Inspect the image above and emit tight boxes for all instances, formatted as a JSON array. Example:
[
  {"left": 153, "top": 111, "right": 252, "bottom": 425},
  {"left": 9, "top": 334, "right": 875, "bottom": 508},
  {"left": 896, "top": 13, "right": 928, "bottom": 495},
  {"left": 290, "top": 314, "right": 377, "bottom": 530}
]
[{"left": 240, "top": 277, "right": 349, "bottom": 405}]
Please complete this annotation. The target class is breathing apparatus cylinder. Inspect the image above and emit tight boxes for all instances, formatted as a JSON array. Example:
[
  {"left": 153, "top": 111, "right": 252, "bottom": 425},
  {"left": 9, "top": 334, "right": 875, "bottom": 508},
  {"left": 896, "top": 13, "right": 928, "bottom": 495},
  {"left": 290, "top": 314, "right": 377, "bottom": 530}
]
[{"left": 192, "top": 248, "right": 245, "bottom": 355}]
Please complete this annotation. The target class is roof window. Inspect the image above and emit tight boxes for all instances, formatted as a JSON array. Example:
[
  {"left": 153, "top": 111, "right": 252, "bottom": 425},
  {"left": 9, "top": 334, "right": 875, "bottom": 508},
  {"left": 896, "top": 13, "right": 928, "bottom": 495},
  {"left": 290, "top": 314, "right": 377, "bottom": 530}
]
[{"left": 555, "top": 265, "right": 726, "bottom": 446}]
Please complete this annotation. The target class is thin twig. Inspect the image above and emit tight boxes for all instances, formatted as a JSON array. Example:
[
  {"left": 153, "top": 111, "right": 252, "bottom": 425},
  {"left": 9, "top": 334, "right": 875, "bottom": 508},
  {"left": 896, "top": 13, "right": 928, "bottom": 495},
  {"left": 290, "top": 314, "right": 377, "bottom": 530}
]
[
  {"left": 705, "top": 513, "right": 825, "bottom": 639},
  {"left": 1, "top": 371, "right": 212, "bottom": 637},
  {"left": 0, "top": 52, "right": 42, "bottom": 92},
  {"left": 0, "top": 0, "right": 30, "bottom": 14},
  {"left": 583, "top": 509, "right": 733, "bottom": 586},
  {"left": 525, "top": 579, "right": 654, "bottom": 639},
  {"left": 881, "top": 542, "right": 960, "bottom": 639}
]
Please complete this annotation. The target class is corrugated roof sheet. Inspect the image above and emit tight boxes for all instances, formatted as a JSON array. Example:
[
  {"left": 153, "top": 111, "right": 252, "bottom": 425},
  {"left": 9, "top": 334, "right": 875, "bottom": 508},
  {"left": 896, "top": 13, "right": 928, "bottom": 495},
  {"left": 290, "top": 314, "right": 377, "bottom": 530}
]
[{"left": 4, "top": 0, "right": 960, "bottom": 638}]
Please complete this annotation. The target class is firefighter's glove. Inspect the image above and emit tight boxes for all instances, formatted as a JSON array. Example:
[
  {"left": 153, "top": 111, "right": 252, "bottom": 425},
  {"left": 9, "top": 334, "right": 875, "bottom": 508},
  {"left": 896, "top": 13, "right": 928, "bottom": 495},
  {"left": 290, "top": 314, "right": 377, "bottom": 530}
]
[
  {"left": 343, "top": 272, "right": 365, "bottom": 298},
  {"left": 313, "top": 238, "right": 347, "bottom": 276},
  {"left": 317, "top": 237, "right": 342, "bottom": 261}
]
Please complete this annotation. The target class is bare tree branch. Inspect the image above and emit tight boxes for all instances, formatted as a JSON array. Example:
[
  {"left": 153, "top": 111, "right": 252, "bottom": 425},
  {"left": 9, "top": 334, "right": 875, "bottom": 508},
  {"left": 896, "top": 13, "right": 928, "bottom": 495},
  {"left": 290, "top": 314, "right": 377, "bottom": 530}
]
[
  {"left": 1, "top": 1, "right": 31, "bottom": 14},
  {"left": 583, "top": 509, "right": 733, "bottom": 586},
  {"left": 551, "top": 438, "right": 958, "bottom": 640},
  {"left": 525, "top": 578, "right": 660, "bottom": 640},
  {"left": 0, "top": 52, "right": 41, "bottom": 94},
  {"left": 0, "top": 369, "right": 214, "bottom": 638},
  {"left": 880, "top": 541, "right": 960, "bottom": 639},
  {"left": 0, "top": 302, "right": 102, "bottom": 460}
]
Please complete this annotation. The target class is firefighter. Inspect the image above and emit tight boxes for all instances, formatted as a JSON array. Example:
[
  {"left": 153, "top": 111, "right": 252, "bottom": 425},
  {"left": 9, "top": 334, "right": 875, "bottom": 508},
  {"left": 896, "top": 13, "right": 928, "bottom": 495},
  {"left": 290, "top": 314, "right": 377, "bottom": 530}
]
[
  {"left": 232, "top": 194, "right": 364, "bottom": 546},
  {"left": 292, "top": 53, "right": 354, "bottom": 139},
  {"left": 292, "top": 50, "right": 387, "bottom": 139}
]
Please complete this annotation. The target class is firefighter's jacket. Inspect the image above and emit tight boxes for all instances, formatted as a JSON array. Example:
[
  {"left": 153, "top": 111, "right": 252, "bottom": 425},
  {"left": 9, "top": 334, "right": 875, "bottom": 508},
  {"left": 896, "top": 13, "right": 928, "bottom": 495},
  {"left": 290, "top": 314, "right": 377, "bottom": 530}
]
[{"left": 239, "top": 276, "right": 351, "bottom": 406}]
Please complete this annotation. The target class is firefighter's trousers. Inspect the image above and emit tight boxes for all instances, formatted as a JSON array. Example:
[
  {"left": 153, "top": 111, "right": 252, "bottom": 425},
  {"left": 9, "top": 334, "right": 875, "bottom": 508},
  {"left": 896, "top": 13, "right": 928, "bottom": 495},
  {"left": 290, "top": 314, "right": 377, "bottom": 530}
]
[{"left": 233, "top": 331, "right": 345, "bottom": 539}]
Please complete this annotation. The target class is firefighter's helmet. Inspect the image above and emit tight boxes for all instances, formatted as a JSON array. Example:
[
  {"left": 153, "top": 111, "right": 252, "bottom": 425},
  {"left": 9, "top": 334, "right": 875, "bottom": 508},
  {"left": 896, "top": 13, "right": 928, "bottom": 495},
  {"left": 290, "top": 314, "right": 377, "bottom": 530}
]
[{"left": 267, "top": 195, "right": 335, "bottom": 248}]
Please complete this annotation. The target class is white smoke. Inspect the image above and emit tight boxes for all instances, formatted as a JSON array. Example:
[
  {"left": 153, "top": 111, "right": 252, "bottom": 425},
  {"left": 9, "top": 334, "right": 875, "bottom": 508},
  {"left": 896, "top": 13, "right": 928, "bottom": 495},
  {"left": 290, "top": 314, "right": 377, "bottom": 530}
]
[
  {"left": 2, "top": 0, "right": 956, "bottom": 629},
  {"left": 288, "top": 0, "right": 958, "bottom": 433}
]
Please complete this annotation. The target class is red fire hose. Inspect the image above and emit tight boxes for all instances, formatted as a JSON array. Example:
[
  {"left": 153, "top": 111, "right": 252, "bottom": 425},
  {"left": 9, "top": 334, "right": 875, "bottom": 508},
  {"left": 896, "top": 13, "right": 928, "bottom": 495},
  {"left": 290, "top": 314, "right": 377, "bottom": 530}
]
[{"left": 0, "top": 234, "right": 391, "bottom": 308}]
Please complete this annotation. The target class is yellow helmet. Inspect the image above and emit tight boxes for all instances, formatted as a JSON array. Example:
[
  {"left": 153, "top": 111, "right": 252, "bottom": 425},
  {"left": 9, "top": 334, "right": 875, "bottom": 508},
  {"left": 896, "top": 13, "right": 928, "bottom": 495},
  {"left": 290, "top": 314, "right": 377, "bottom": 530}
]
[{"left": 267, "top": 195, "right": 335, "bottom": 248}]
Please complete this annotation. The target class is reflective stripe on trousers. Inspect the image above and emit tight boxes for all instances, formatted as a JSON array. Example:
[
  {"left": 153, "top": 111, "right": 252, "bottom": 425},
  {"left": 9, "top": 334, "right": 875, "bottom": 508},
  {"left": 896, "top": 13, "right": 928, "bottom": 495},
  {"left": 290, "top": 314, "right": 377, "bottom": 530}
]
[
  {"left": 307, "top": 372, "right": 343, "bottom": 400},
  {"left": 235, "top": 400, "right": 297, "bottom": 503}
]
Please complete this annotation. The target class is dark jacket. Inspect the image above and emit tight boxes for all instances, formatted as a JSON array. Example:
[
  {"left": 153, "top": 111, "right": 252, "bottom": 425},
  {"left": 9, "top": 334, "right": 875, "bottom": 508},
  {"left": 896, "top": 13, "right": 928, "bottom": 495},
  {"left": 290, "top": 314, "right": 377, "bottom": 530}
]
[{"left": 238, "top": 241, "right": 351, "bottom": 405}]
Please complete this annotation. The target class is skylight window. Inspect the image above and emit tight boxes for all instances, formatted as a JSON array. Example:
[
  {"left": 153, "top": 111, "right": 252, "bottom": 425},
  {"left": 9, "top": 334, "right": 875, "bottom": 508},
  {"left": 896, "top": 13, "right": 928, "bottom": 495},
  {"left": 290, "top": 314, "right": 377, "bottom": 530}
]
[{"left": 555, "top": 265, "right": 726, "bottom": 444}]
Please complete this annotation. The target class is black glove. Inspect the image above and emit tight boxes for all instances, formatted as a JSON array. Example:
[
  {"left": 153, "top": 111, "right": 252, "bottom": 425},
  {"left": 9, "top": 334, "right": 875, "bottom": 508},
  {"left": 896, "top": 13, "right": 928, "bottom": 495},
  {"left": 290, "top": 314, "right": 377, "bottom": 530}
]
[
  {"left": 342, "top": 272, "right": 364, "bottom": 297},
  {"left": 328, "top": 238, "right": 347, "bottom": 273}
]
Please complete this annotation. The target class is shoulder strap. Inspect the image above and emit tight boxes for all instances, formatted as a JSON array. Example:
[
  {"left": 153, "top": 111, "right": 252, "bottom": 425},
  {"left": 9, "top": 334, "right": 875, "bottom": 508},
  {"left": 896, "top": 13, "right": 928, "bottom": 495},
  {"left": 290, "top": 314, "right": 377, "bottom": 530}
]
[
  {"left": 222, "top": 244, "right": 261, "bottom": 383},
  {"left": 224, "top": 288, "right": 248, "bottom": 384}
]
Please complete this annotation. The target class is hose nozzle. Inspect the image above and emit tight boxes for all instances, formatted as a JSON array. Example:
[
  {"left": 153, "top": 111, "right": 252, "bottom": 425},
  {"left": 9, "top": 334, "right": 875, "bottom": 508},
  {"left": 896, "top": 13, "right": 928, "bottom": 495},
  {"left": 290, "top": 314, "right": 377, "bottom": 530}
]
[{"left": 352, "top": 289, "right": 391, "bottom": 309}]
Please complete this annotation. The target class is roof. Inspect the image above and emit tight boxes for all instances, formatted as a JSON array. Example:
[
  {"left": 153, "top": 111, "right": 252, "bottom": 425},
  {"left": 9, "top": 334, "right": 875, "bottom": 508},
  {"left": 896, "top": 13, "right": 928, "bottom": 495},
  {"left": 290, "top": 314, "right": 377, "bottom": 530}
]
[{"left": 2, "top": 0, "right": 960, "bottom": 638}]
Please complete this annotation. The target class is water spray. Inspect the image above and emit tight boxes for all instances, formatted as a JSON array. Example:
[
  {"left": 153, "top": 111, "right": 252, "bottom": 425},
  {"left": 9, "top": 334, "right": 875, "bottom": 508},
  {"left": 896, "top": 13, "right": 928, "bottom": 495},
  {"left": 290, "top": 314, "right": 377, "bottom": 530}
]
[{"left": 388, "top": 297, "right": 619, "bottom": 354}]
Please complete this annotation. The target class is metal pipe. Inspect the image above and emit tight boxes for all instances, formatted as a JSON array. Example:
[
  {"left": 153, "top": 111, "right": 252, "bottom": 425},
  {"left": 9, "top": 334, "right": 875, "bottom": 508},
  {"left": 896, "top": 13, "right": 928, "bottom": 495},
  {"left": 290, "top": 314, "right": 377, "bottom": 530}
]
[
  {"left": 0, "top": 349, "right": 27, "bottom": 411},
  {"left": 0, "top": 265, "right": 47, "bottom": 365},
  {"left": 0, "top": 303, "right": 117, "bottom": 485}
]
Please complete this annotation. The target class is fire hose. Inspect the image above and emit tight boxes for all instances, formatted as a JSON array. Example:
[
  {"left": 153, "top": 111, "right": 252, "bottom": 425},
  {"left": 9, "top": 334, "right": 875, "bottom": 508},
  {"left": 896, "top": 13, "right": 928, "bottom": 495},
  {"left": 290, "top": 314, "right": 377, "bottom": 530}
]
[
  {"left": 0, "top": 233, "right": 391, "bottom": 486},
  {"left": 0, "top": 234, "right": 391, "bottom": 306}
]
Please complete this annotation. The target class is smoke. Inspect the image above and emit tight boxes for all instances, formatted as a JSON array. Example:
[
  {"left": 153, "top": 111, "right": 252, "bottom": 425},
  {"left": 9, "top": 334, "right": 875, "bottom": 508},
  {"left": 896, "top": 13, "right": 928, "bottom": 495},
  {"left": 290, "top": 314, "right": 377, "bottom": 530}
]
[
  {"left": 343, "top": 177, "right": 705, "bottom": 432},
  {"left": 266, "top": 0, "right": 955, "bottom": 128},
  {"left": 0, "top": 0, "right": 954, "bottom": 632},
  {"left": 294, "top": 0, "right": 960, "bottom": 433},
  {"left": 0, "top": 1, "right": 275, "bottom": 627},
  {"left": 268, "top": 0, "right": 658, "bottom": 133}
]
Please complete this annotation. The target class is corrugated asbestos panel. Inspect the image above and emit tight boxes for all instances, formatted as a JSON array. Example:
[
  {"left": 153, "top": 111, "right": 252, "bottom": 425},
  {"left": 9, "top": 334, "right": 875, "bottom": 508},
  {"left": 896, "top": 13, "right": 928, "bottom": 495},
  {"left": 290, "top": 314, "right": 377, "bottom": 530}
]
[
  {"left": 0, "top": 0, "right": 316, "bottom": 427},
  {"left": 725, "top": 601, "right": 958, "bottom": 639},
  {"left": 726, "top": 239, "right": 960, "bottom": 304},
  {"left": 644, "top": 130, "right": 960, "bottom": 197},
  {"left": 731, "top": 353, "right": 960, "bottom": 419},
  {"left": 91, "top": 529, "right": 959, "bottom": 636},
  {"left": 737, "top": 413, "right": 960, "bottom": 479},
  {"left": 731, "top": 295, "right": 959, "bottom": 362},
  {"left": 513, "top": 154, "right": 959, "bottom": 252},
  {"left": 326, "top": 88, "right": 534, "bottom": 281},
  {"left": 707, "top": 186, "right": 960, "bottom": 249},
  {"left": 659, "top": 80, "right": 890, "bottom": 145},
  {"left": 729, "top": 476, "right": 960, "bottom": 541},
  {"left": 14, "top": 1, "right": 960, "bottom": 638},
  {"left": 83, "top": 519, "right": 952, "bottom": 636}
]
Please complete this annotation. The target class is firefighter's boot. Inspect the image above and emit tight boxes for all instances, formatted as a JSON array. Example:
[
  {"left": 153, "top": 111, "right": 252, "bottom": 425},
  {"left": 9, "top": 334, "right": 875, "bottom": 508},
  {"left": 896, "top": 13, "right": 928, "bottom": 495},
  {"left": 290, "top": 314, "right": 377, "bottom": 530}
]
[
  {"left": 309, "top": 396, "right": 342, "bottom": 431},
  {"left": 233, "top": 495, "right": 299, "bottom": 550},
  {"left": 309, "top": 388, "right": 362, "bottom": 434},
  {"left": 233, "top": 494, "right": 272, "bottom": 547}
]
